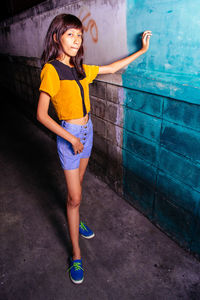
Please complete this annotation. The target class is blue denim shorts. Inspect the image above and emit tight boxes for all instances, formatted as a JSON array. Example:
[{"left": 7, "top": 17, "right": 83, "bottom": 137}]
[{"left": 57, "top": 117, "right": 93, "bottom": 170}]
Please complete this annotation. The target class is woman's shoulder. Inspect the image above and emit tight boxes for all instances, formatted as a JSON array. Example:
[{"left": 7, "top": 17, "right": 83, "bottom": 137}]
[
  {"left": 40, "top": 61, "right": 60, "bottom": 77},
  {"left": 42, "top": 60, "right": 57, "bottom": 70},
  {"left": 83, "top": 63, "right": 98, "bottom": 69},
  {"left": 83, "top": 64, "right": 99, "bottom": 74},
  {"left": 83, "top": 64, "right": 99, "bottom": 83},
  {"left": 40, "top": 60, "right": 60, "bottom": 82}
]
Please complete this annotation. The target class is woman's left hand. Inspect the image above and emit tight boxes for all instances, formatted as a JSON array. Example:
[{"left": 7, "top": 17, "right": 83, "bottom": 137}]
[{"left": 141, "top": 30, "right": 152, "bottom": 52}]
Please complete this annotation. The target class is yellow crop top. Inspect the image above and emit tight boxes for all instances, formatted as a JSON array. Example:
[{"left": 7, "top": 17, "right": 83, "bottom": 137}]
[{"left": 39, "top": 60, "right": 99, "bottom": 120}]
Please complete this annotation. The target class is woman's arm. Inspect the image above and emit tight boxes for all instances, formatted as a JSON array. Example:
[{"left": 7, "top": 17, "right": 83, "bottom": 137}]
[
  {"left": 98, "top": 30, "right": 152, "bottom": 75},
  {"left": 37, "top": 92, "right": 83, "bottom": 154}
]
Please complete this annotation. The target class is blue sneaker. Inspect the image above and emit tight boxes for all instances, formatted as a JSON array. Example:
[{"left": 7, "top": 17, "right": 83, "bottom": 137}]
[
  {"left": 79, "top": 221, "right": 95, "bottom": 239},
  {"left": 68, "top": 258, "right": 84, "bottom": 284}
]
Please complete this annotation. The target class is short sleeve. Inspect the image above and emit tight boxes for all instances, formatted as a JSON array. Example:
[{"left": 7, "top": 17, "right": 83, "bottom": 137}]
[
  {"left": 39, "top": 63, "right": 60, "bottom": 98},
  {"left": 83, "top": 64, "right": 99, "bottom": 84}
]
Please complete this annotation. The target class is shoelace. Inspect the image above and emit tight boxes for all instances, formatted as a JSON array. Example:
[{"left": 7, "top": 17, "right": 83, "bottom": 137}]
[
  {"left": 68, "top": 262, "right": 84, "bottom": 272},
  {"left": 80, "top": 221, "right": 88, "bottom": 232}
]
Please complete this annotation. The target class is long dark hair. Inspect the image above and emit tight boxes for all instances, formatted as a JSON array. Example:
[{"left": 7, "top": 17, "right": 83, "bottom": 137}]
[{"left": 41, "top": 14, "right": 85, "bottom": 78}]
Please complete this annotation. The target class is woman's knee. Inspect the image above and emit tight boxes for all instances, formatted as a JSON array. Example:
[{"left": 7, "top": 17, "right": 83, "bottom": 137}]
[
  {"left": 67, "top": 193, "right": 81, "bottom": 208},
  {"left": 80, "top": 177, "right": 83, "bottom": 187}
]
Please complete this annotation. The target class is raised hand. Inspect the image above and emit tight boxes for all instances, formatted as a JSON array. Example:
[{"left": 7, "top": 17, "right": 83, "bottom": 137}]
[{"left": 141, "top": 30, "right": 152, "bottom": 52}]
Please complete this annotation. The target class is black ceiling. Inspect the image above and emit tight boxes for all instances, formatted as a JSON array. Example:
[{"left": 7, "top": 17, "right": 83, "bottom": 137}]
[{"left": 0, "top": 0, "right": 46, "bottom": 21}]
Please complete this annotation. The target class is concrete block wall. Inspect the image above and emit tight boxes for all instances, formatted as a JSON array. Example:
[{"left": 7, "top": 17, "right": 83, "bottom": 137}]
[
  {"left": 1, "top": 54, "right": 199, "bottom": 258},
  {"left": 0, "top": 55, "right": 58, "bottom": 137},
  {"left": 0, "top": 56, "right": 40, "bottom": 115},
  {"left": 89, "top": 79, "right": 124, "bottom": 195},
  {"left": 89, "top": 77, "right": 200, "bottom": 258},
  {"left": 122, "top": 88, "right": 200, "bottom": 254}
]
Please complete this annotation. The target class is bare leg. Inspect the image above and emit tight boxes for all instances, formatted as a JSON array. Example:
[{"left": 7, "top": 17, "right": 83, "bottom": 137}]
[
  {"left": 79, "top": 158, "right": 89, "bottom": 186},
  {"left": 64, "top": 168, "right": 82, "bottom": 260},
  {"left": 64, "top": 158, "right": 89, "bottom": 260}
]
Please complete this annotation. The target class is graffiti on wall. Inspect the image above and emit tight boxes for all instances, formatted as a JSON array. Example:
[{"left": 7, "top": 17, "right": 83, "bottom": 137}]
[{"left": 79, "top": 7, "right": 98, "bottom": 43}]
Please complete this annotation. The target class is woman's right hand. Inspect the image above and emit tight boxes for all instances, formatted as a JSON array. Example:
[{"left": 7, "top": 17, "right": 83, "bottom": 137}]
[{"left": 71, "top": 136, "right": 84, "bottom": 155}]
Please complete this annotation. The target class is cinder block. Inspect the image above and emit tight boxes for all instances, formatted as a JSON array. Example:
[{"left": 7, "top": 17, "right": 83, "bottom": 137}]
[
  {"left": 124, "top": 107, "right": 161, "bottom": 142},
  {"left": 105, "top": 101, "right": 118, "bottom": 123},
  {"left": 26, "top": 69, "right": 32, "bottom": 86},
  {"left": 123, "top": 168, "right": 154, "bottom": 218},
  {"left": 90, "top": 147, "right": 108, "bottom": 169},
  {"left": 107, "top": 142, "right": 122, "bottom": 165},
  {"left": 89, "top": 156, "right": 107, "bottom": 180},
  {"left": 27, "top": 85, "right": 34, "bottom": 96},
  {"left": 23, "top": 66, "right": 31, "bottom": 86},
  {"left": 20, "top": 82, "right": 28, "bottom": 100},
  {"left": 19, "top": 64, "right": 28, "bottom": 83},
  {"left": 124, "top": 130, "right": 159, "bottom": 166},
  {"left": 123, "top": 149, "right": 157, "bottom": 187},
  {"left": 107, "top": 162, "right": 123, "bottom": 196},
  {"left": 163, "top": 98, "right": 200, "bottom": 132},
  {"left": 106, "top": 122, "right": 123, "bottom": 147},
  {"left": 30, "top": 67, "right": 41, "bottom": 89},
  {"left": 106, "top": 83, "right": 122, "bottom": 104},
  {"left": 117, "top": 104, "right": 123, "bottom": 127},
  {"left": 89, "top": 81, "right": 106, "bottom": 99},
  {"left": 154, "top": 194, "right": 195, "bottom": 248},
  {"left": 34, "top": 68, "right": 41, "bottom": 89},
  {"left": 33, "top": 90, "right": 40, "bottom": 107},
  {"left": 93, "top": 133, "right": 108, "bottom": 156},
  {"left": 90, "top": 140, "right": 109, "bottom": 180},
  {"left": 159, "top": 147, "right": 200, "bottom": 192},
  {"left": 119, "top": 87, "right": 126, "bottom": 106},
  {"left": 190, "top": 219, "right": 200, "bottom": 257},
  {"left": 106, "top": 142, "right": 123, "bottom": 193},
  {"left": 124, "top": 88, "right": 163, "bottom": 117},
  {"left": 91, "top": 115, "right": 106, "bottom": 138},
  {"left": 157, "top": 170, "right": 200, "bottom": 216},
  {"left": 105, "top": 102, "right": 123, "bottom": 126},
  {"left": 90, "top": 96, "right": 106, "bottom": 118},
  {"left": 161, "top": 120, "right": 200, "bottom": 163}
]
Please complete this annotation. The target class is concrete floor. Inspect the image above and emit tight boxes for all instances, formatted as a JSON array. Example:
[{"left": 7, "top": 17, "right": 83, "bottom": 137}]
[{"left": 1, "top": 98, "right": 200, "bottom": 300}]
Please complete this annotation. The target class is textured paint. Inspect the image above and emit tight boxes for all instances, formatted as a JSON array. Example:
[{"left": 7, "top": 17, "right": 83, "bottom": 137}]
[
  {"left": 125, "top": 88, "right": 163, "bottom": 118},
  {"left": 123, "top": 0, "right": 200, "bottom": 255},
  {"left": 154, "top": 194, "right": 195, "bottom": 248},
  {"left": 123, "top": 0, "right": 200, "bottom": 104},
  {"left": 163, "top": 98, "right": 200, "bottom": 132},
  {"left": 159, "top": 147, "right": 200, "bottom": 192},
  {"left": 124, "top": 107, "right": 161, "bottom": 142},
  {"left": 161, "top": 121, "right": 200, "bottom": 163},
  {"left": 126, "top": 0, "right": 200, "bottom": 75}
]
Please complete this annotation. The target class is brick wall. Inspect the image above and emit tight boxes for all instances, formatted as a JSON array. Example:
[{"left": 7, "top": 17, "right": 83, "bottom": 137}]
[
  {"left": 89, "top": 76, "right": 200, "bottom": 258},
  {"left": 89, "top": 79, "right": 124, "bottom": 195}
]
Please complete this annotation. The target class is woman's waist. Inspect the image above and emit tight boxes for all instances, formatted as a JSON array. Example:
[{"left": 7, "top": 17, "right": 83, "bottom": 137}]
[{"left": 62, "top": 113, "right": 90, "bottom": 125}]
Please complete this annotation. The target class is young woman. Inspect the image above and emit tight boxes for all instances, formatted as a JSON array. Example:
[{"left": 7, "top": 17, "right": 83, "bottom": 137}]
[{"left": 37, "top": 13, "right": 151, "bottom": 284}]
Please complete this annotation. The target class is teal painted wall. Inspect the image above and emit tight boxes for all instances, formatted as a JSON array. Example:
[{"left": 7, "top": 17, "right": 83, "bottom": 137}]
[
  {"left": 122, "top": 0, "right": 200, "bottom": 256},
  {"left": 126, "top": 0, "right": 200, "bottom": 75},
  {"left": 123, "top": 0, "right": 200, "bottom": 104}
]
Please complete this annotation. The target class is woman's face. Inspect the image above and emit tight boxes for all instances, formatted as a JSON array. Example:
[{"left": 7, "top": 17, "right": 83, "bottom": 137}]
[{"left": 60, "top": 28, "right": 82, "bottom": 57}]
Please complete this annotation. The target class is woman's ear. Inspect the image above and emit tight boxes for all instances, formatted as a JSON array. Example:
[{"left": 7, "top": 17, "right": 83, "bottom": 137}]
[{"left": 53, "top": 33, "right": 58, "bottom": 43}]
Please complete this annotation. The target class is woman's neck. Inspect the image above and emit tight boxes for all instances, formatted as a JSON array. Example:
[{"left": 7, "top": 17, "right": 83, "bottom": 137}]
[{"left": 56, "top": 55, "right": 73, "bottom": 67}]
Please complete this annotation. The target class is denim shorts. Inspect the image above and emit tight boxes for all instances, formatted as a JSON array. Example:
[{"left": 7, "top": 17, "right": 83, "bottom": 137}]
[{"left": 57, "top": 116, "right": 93, "bottom": 170}]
